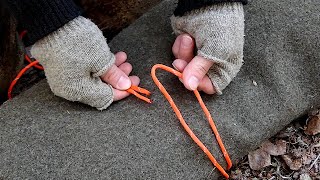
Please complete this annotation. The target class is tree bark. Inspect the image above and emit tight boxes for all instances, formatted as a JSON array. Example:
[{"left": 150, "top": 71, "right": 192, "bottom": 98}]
[
  {"left": 0, "top": 2, "right": 23, "bottom": 103},
  {"left": 75, "top": 0, "right": 162, "bottom": 40}
]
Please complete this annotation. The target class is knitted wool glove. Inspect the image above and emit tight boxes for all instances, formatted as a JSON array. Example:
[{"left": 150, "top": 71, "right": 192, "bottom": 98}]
[
  {"left": 31, "top": 16, "right": 115, "bottom": 110},
  {"left": 171, "top": 2, "right": 245, "bottom": 94}
]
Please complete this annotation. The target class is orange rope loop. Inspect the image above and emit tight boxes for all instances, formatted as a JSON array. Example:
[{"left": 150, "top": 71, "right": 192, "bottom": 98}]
[
  {"left": 8, "top": 60, "right": 40, "bottom": 99},
  {"left": 24, "top": 54, "right": 44, "bottom": 70},
  {"left": 19, "top": 30, "right": 44, "bottom": 71},
  {"left": 151, "top": 64, "right": 232, "bottom": 179}
]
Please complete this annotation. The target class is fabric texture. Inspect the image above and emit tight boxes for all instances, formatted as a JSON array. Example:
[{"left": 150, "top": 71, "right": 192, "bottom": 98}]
[
  {"left": 31, "top": 16, "right": 115, "bottom": 110},
  {"left": 1, "top": 0, "right": 320, "bottom": 179},
  {"left": 6, "top": 0, "right": 82, "bottom": 46},
  {"left": 171, "top": 2, "right": 245, "bottom": 94},
  {"left": 174, "top": 0, "right": 247, "bottom": 16}
]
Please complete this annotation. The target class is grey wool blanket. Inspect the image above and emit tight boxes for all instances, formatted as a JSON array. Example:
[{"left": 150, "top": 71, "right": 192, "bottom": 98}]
[{"left": 1, "top": 0, "right": 320, "bottom": 179}]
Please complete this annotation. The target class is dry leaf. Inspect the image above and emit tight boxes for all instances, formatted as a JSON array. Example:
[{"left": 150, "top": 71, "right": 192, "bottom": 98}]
[
  {"left": 261, "top": 140, "right": 286, "bottom": 156},
  {"left": 248, "top": 149, "right": 271, "bottom": 170},
  {"left": 305, "top": 114, "right": 320, "bottom": 135},
  {"left": 282, "top": 155, "right": 302, "bottom": 171}
]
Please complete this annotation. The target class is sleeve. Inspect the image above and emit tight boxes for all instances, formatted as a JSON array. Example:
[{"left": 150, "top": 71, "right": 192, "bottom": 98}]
[
  {"left": 6, "top": 0, "right": 83, "bottom": 46},
  {"left": 174, "top": 0, "right": 248, "bottom": 16}
]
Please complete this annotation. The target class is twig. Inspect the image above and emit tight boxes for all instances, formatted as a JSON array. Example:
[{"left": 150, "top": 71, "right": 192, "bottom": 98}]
[
  {"left": 268, "top": 176, "right": 276, "bottom": 180},
  {"left": 312, "top": 142, "right": 320, "bottom": 148},
  {"left": 273, "top": 158, "right": 292, "bottom": 180},
  {"left": 309, "top": 153, "right": 320, "bottom": 170}
]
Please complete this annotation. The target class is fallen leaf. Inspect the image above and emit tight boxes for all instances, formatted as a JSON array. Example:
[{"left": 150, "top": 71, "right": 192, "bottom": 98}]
[
  {"left": 305, "top": 114, "right": 320, "bottom": 135},
  {"left": 248, "top": 148, "right": 271, "bottom": 170},
  {"left": 261, "top": 140, "right": 287, "bottom": 156},
  {"left": 282, "top": 155, "right": 302, "bottom": 171}
]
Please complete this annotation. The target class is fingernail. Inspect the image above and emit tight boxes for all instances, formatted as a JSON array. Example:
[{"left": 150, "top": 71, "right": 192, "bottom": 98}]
[
  {"left": 117, "top": 76, "right": 131, "bottom": 89},
  {"left": 181, "top": 35, "right": 193, "bottom": 48},
  {"left": 188, "top": 76, "right": 199, "bottom": 90},
  {"left": 172, "top": 62, "right": 178, "bottom": 70}
]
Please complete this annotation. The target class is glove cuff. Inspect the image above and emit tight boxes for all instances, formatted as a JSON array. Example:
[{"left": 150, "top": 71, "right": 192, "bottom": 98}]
[
  {"left": 31, "top": 16, "right": 115, "bottom": 76},
  {"left": 181, "top": 2, "right": 243, "bottom": 17},
  {"left": 171, "top": 2, "right": 244, "bottom": 35}
]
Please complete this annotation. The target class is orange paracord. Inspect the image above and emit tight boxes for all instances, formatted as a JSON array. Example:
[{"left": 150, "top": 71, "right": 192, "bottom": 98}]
[
  {"left": 126, "top": 85, "right": 152, "bottom": 103},
  {"left": 8, "top": 60, "right": 40, "bottom": 99},
  {"left": 7, "top": 31, "right": 44, "bottom": 99},
  {"left": 151, "top": 64, "right": 232, "bottom": 179}
]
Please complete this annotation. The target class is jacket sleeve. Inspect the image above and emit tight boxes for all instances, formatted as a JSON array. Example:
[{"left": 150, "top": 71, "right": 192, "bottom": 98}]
[
  {"left": 6, "top": 0, "right": 82, "bottom": 46},
  {"left": 174, "top": 0, "right": 248, "bottom": 16}
]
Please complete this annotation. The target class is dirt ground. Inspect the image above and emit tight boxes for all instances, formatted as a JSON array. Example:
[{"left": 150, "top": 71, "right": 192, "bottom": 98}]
[{"left": 230, "top": 112, "right": 320, "bottom": 180}]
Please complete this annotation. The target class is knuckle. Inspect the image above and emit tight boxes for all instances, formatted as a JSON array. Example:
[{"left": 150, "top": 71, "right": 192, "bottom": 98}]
[
  {"left": 105, "top": 67, "right": 120, "bottom": 82},
  {"left": 196, "top": 63, "right": 208, "bottom": 75}
]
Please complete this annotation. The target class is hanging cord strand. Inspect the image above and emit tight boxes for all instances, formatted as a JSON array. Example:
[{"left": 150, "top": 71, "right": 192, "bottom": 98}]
[
  {"left": 7, "top": 31, "right": 44, "bottom": 99},
  {"left": 20, "top": 30, "right": 44, "bottom": 71},
  {"left": 151, "top": 64, "right": 232, "bottom": 179},
  {"left": 8, "top": 60, "right": 40, "bottom": 99},
  {"left": 24, "top": 54, "right": 44, "bottom": 70}
]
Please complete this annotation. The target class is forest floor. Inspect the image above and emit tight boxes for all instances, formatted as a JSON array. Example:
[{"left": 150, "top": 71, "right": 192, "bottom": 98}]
[{"left": 230, "top": 112, "right": 320, "bottom": 180}]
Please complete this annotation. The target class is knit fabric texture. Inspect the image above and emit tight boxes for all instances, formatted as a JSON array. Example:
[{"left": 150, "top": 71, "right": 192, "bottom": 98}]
[
  {"left": 31, "top": 16, "right": 115, "bottom": 110},
  {"left": 6, "top": 0, "right": 82, "bottom": 46},
  {"left": 174, "top": 0, "right": 247, "bottom": 16},
  {"left": 171, "top": 2, "right": 245, "bottom": 94}
]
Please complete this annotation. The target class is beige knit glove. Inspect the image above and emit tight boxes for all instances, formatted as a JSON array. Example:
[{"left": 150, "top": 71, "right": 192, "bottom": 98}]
[
  {"left": 31, "top": 16, "right": 115, "bottom": 110},
  {"left": 171, "top": 2, "right": 245, "bottom": 94}
]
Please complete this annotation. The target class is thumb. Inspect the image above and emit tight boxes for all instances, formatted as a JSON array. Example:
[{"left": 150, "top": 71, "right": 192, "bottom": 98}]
[
  {"left": 100, "top": 64, "right": 131, "bottom": 90},
  {"left": 182, "top": 56, "right": 214, "bottom": 91}
]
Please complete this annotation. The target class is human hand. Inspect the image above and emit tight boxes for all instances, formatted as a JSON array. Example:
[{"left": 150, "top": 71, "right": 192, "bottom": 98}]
[
  {"left": 31, "top": 16, "right": 139, "bottom": 110},
  {"left": 172, "top": 34, "right": 216, "bottom": 94},
  {"left": 101, "top": 51, "right": 140, "bottom": 102},
  {"left": 171, "top": 2, "right": 245, "bottom": 95}
]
